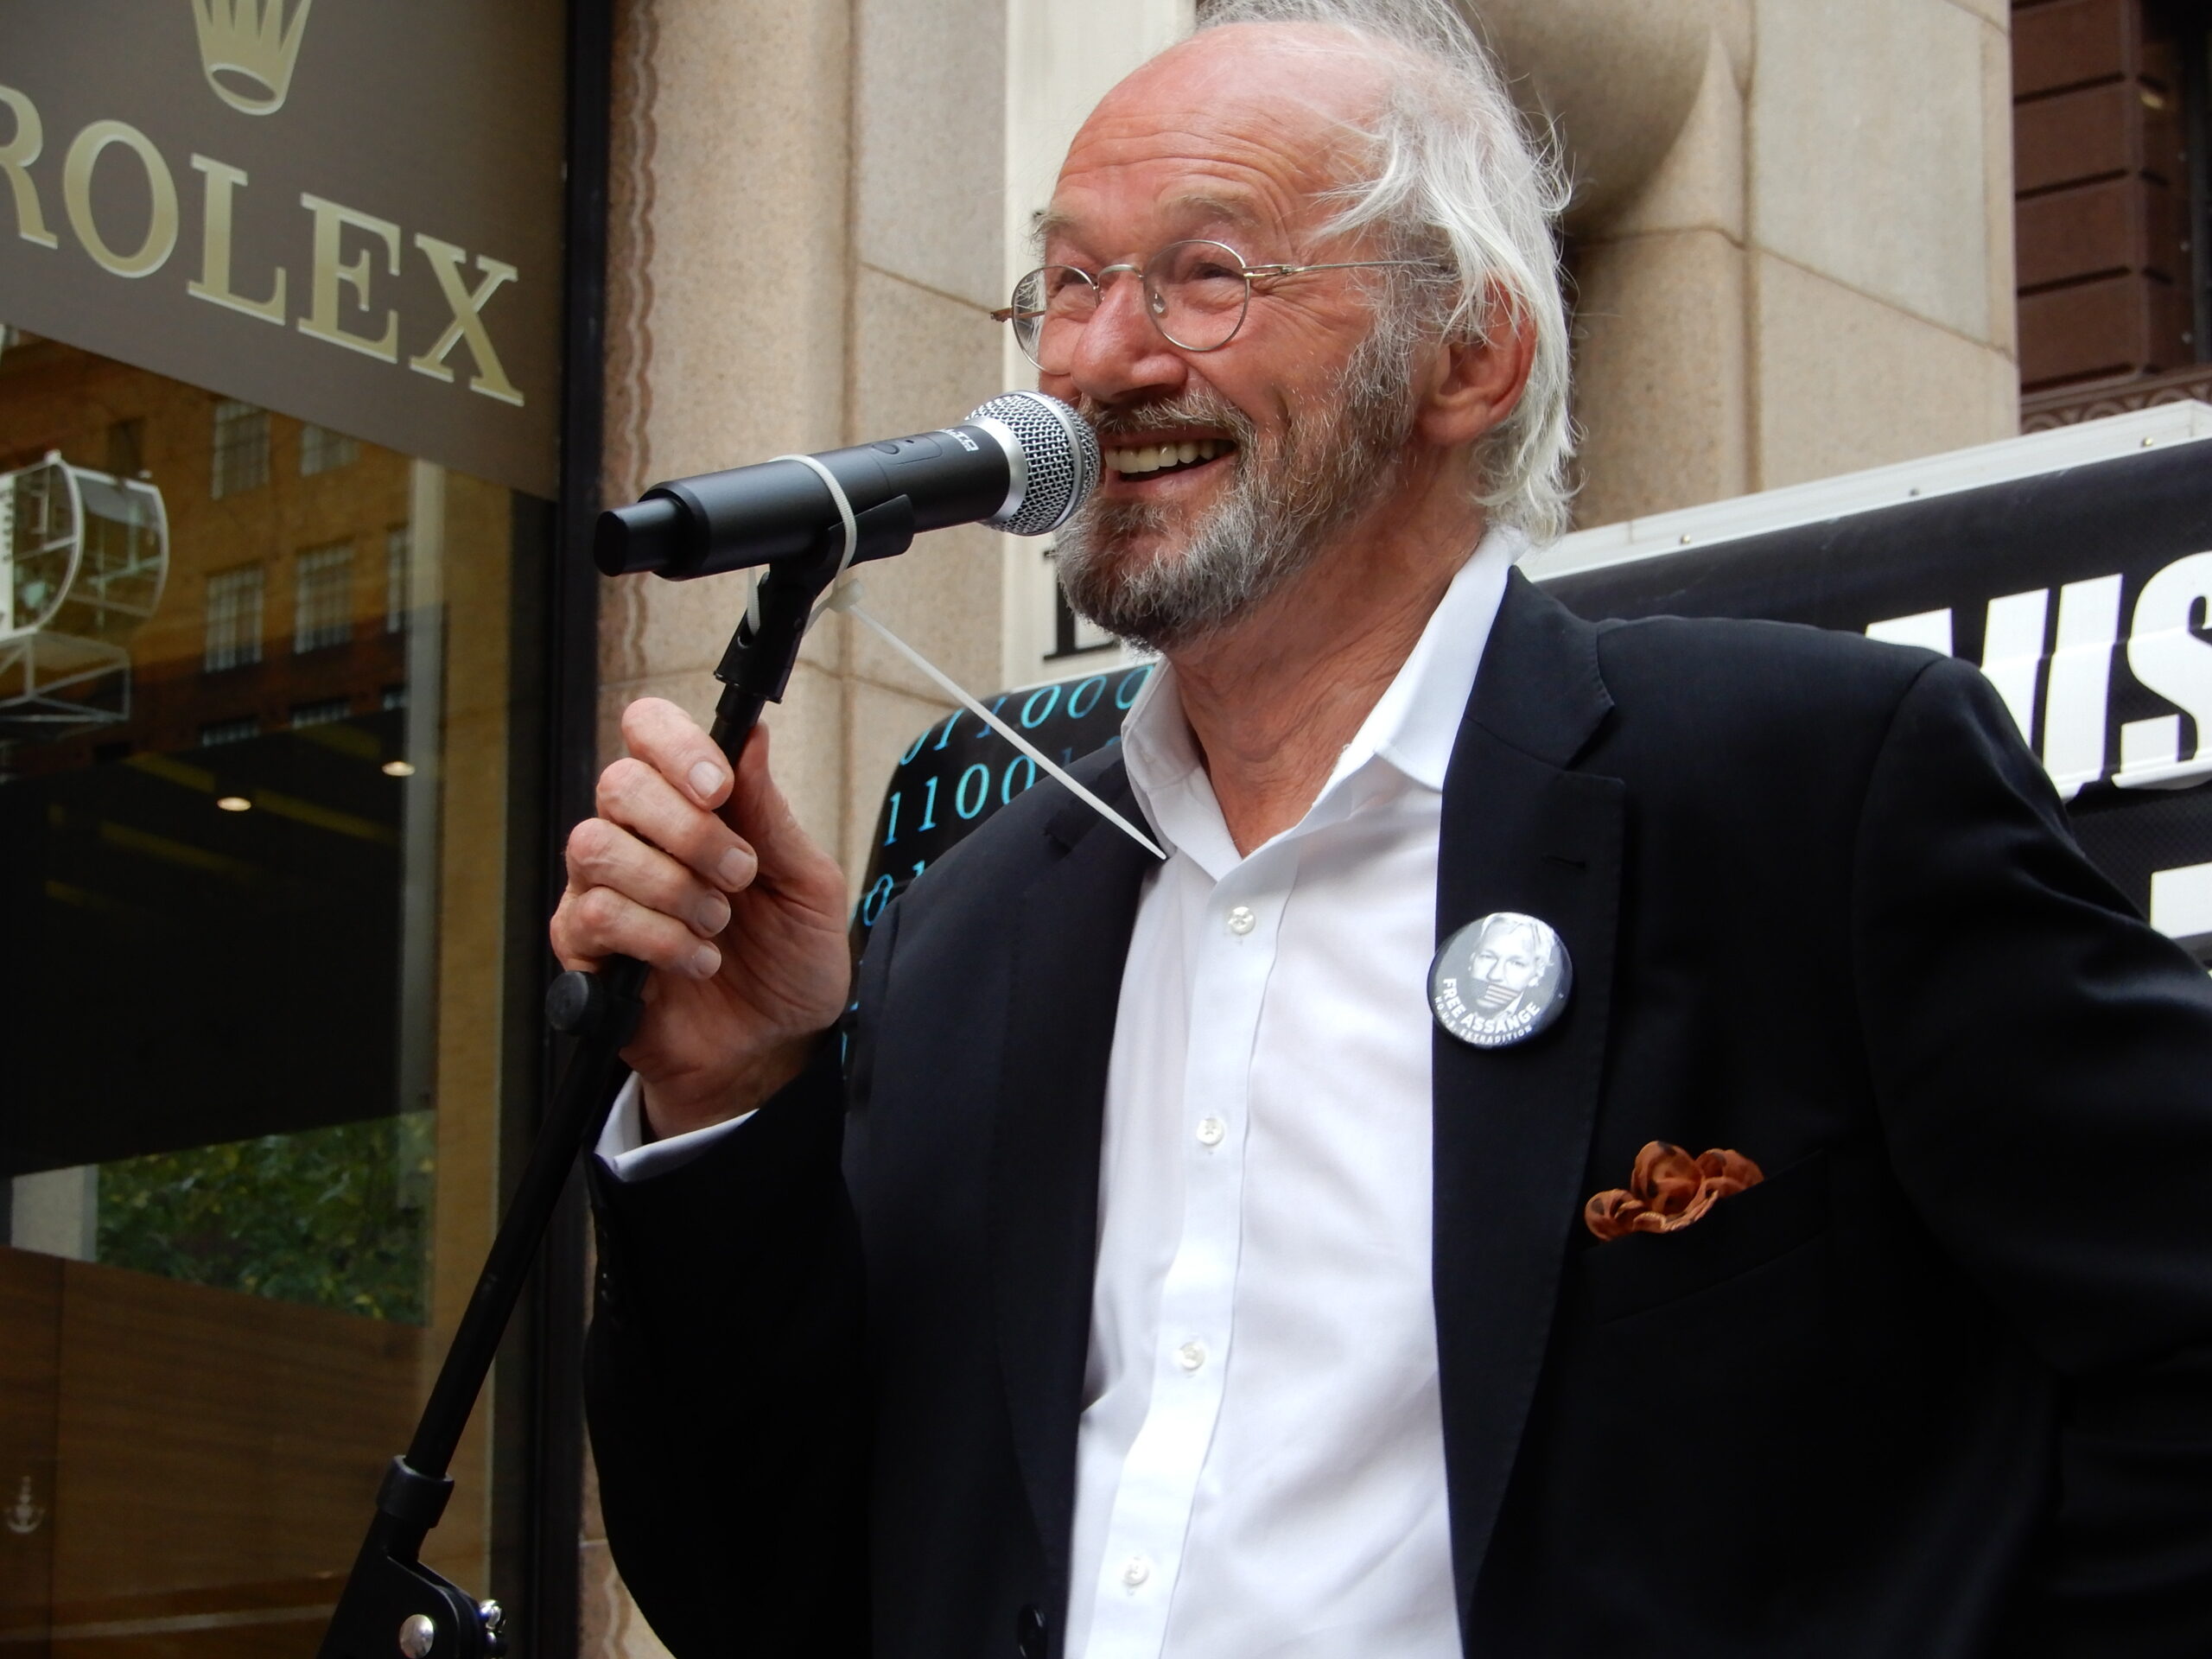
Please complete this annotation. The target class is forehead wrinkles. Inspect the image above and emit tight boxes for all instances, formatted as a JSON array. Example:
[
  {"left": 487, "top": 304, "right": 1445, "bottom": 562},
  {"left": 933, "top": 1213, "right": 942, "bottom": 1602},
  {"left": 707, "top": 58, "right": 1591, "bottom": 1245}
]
[{"left": 1047, "top": 92, "right": 1377, "bottom": 256}]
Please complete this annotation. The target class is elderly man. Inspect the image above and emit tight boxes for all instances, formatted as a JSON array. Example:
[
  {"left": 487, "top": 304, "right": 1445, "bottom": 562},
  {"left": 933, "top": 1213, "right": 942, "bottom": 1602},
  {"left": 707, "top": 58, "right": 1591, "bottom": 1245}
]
[{"left": 553, "top": 2, "right": 2212, "bottom": 1655}]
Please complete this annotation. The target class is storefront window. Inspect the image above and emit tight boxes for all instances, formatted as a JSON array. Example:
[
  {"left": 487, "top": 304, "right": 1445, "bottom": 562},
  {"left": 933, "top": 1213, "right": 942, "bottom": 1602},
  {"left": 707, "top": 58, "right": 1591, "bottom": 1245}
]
[
  {"left": 0, "top": 0, "right": 580, "bottom": 1641},
  {"left": 0, "top": 331, "right": 539, "bottom": 1655}
]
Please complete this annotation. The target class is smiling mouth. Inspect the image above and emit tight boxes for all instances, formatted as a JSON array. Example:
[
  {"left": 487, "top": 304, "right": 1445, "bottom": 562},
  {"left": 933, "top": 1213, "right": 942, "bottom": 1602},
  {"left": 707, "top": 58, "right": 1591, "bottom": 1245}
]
[{"left": 1102, "top": 437, "right": 1236, "bottom": 479}]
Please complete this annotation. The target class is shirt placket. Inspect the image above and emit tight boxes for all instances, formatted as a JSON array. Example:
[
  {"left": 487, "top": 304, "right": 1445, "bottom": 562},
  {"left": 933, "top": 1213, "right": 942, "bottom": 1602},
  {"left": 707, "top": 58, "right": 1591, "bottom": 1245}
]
[{"left": 1084, "top": 848, "right": 1288, "bottom": 1656}]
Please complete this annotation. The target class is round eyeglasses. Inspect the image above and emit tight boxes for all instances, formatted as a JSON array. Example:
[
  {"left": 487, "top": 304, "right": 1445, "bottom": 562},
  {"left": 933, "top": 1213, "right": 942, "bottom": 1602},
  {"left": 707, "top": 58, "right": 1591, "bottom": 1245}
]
[{"left": 993, "top": 238, "right": 1429, "bottom": 372}]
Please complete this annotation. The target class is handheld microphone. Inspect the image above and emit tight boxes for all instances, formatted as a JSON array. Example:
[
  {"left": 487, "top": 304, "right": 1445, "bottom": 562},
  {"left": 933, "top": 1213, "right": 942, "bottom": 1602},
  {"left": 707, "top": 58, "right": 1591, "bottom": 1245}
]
[{"left": 594, "top": 391, "right": 1102, "bottom": 580}]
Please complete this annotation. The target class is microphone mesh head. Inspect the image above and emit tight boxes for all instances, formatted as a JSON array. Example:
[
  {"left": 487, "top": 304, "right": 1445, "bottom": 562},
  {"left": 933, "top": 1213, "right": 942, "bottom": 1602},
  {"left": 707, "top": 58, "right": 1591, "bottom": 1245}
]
[{"left": 969, "top": 391, "right": 1101, "bottom": 536}]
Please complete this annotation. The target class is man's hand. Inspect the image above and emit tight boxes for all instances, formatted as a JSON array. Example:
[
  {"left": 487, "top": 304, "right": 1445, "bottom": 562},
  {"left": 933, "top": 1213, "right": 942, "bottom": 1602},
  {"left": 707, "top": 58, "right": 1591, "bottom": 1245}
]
[{"left": 551, "top": 698, "right": 852, "bottom": 1137}]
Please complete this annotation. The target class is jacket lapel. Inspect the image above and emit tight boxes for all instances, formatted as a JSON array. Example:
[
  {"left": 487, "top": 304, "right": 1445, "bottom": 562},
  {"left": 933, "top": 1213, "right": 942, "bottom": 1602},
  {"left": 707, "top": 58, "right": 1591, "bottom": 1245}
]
[
  {"left": 1433, "top": 571, "right": 1624, "bottom": 1614},
  {"left": 988, "top": 761, "right": 1156, "bottom": 1596}
]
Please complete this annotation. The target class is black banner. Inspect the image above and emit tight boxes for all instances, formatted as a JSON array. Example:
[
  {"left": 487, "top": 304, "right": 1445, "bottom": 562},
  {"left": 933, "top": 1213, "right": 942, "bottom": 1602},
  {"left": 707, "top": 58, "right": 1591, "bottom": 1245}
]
[{"left": 1547, "top": 442, "right": 2212, "bottom": 949}]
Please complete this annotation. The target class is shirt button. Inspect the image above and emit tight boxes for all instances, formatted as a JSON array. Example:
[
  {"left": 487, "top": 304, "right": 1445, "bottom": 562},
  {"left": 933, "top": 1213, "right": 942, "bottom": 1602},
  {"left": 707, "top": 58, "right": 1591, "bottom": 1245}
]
[
  {"left": 1122, "top": 1556, "right": 1150, "bottom": 1588},
  {"left": 1226, "top": 905, "right": 1255, "bottom": 936},
  {"left": 1195, "top": 1116, "right": 1225, "bottom": 1147},
  {"left": 1177, "top": 1339, "right": 1207, "bottom": 1371}
]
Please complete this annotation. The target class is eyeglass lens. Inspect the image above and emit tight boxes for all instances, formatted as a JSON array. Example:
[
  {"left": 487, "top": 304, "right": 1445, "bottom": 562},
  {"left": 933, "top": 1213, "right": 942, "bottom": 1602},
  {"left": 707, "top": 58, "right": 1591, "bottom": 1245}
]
[{"left": 1009, "top": 239, "right": 1254, "bottom": 370}]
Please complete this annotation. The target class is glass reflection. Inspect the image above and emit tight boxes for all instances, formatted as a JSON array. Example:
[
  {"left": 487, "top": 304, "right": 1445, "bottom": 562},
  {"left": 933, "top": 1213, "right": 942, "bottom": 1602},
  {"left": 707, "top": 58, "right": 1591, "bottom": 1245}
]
[{"left": 0, "top": 328, "right": 524, "bottom": 1655}]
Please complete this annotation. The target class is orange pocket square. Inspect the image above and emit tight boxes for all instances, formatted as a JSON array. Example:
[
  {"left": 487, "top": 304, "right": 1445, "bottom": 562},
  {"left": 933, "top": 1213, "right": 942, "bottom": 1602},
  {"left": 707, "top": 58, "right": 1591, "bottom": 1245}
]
[{"left": 1584, "top": 1141, "right": 1765, "bottom": 1241}]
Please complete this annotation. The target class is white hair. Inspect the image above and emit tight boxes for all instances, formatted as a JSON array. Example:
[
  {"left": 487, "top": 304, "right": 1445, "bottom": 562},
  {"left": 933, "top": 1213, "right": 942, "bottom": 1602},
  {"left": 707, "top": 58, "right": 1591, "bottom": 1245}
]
[
  {"left": 1478, "top": 912, "right": 1555, "bottom": 979},
  {"left": 1192, "top": 0, "right": 1576, "bottom": 546}
]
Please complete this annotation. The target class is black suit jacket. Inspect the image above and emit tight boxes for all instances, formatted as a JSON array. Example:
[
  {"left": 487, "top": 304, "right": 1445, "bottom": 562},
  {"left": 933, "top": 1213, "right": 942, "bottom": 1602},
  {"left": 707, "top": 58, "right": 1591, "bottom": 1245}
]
[{"left": 586, "top": 573, "right": 2212, "bottom": 1658}]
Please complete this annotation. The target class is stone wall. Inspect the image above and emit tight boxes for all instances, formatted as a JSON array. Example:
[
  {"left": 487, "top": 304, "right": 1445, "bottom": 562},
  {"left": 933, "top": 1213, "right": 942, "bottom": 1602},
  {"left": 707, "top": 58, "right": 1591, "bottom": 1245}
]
[
  {"left": 581, "top": 0, "right": 1018, "bottom": 1645},
  {"left": 1519, "top": 0, "right": 2019, "bottom": 526}
]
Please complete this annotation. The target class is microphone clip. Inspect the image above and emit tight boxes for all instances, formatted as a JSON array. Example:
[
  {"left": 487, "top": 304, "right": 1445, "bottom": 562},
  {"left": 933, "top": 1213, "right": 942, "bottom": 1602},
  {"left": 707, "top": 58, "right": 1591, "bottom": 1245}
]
[{"left": 712, "top": 493, "right": 916, "bottom": 734}]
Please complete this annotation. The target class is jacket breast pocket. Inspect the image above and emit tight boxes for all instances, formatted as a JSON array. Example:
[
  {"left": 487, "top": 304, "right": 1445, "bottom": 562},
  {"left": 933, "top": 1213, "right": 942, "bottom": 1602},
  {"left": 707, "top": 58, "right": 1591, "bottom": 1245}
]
[{"left": 1580, "top": 1149, "right": 1832, "bottom": 1325}]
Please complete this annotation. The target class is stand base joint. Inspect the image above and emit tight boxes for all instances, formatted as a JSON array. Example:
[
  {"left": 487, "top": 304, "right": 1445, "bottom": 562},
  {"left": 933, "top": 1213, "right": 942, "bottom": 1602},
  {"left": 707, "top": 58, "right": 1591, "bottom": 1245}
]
[{"left": 375, "top": 1458, "right": 454, "bottom": 1531}]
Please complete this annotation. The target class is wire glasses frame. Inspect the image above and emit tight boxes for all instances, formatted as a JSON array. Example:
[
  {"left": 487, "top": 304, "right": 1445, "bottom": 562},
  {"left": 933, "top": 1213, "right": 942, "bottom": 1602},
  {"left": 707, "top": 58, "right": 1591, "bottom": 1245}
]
[{"left": 993, "top": 238, "right": 1430, "bottom": 372}]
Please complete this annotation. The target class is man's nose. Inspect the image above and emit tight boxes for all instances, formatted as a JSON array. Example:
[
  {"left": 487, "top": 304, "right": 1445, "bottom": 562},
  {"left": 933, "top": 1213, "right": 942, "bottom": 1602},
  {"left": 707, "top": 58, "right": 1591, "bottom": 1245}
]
[{"left": 1060, "top": 273, "right": 1185, "bottom": 405}]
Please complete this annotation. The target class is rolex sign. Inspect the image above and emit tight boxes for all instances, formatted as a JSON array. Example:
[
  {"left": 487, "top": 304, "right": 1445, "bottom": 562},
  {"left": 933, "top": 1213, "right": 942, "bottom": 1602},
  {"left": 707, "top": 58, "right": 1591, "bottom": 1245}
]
[{"left": 0, "top": 0, "right": 564, "bottom": 497}]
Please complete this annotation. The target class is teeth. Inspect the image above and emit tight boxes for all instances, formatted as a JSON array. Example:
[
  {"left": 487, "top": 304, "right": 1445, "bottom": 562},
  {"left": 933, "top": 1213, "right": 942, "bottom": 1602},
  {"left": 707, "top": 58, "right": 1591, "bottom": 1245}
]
[{"left": 1104, "top": 438, "right": 1229, "bottom": 475}]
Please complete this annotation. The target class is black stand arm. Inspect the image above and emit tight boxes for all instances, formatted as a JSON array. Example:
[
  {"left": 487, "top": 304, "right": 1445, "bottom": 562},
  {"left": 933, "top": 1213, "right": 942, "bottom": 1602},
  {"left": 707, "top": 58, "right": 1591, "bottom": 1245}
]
[{"left": 317, "top": 501, "right": 915, "bottom": 1659}]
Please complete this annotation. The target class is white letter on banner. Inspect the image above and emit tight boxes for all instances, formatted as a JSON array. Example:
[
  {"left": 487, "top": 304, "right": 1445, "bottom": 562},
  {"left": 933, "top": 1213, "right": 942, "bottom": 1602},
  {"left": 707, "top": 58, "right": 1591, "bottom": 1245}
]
[
  {"left": 2120, "top": 550, "right": 2212, "bottom": 791},
  {"left": 2042, "top": 574, "right": 2122, "bottom": 801},
  {"left": 2150, "top": 861, "right": 2212, "bottom": 946},
  {"left": 1867, "top": 596, "right": 2050, "bottom": 752},
  {"left": 1978, "top": 589, "right": 2050, "bottom": 749},
  {"left": 1865, "top": 609, "right": 1953, "bottom": 654}
]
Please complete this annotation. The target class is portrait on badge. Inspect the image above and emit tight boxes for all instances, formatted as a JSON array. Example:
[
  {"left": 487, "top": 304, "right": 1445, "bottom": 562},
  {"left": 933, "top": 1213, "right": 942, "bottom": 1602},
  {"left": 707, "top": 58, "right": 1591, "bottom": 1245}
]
[{"left": 1429, "top": 911, "right": 1571, "bottom": 1049}]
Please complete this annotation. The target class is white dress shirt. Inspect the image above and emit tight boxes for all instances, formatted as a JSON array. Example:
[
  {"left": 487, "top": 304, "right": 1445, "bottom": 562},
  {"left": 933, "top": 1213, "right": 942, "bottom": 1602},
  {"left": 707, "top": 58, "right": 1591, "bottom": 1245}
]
[
  {"left": 598, "top": 529, "right": 1517, "bottom": 1659},
  {"left": 1065, "top": 533, "right": 1510, "bottom": 1657}
]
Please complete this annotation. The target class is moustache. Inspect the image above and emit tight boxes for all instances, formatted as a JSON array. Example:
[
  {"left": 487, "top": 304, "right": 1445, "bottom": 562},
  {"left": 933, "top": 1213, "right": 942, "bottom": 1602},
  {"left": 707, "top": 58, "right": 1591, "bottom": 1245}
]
[{"left": 1079, "top": 389, "right": 1255, "bottom": 447}]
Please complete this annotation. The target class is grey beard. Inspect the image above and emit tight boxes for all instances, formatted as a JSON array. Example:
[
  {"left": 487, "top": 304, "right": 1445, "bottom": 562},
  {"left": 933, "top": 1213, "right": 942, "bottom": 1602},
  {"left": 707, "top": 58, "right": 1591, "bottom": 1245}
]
[{"left": 1053, "top": 323, "right": 1421, "bottom": 653}]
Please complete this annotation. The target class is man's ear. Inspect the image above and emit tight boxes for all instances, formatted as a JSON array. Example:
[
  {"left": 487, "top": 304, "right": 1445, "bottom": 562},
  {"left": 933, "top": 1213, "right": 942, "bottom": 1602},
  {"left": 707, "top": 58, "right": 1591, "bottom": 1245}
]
[{"left": 1414, "top": 283, "right": 1537, "bottom": 451}]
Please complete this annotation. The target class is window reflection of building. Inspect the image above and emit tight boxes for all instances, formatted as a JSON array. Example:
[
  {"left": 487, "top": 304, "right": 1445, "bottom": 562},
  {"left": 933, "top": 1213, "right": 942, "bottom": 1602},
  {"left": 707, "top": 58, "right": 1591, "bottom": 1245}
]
[
  {"left": 291, "top": 696, "right": 352, "bottom": 728},
  {"left": 204, "top": 564, "right": 264, "bottom": 671},
  {"left": 2, "top": 338, "right": 420, "bottom": 780},
  {"left": 198, "top": 714, "right": 258, "bottom": 747},
  {"left": 385, "top": 525, "right": 410, "bottom": 634},
  {"left": 105, "top": 417, "right": 143, "bottom": 480},
  {"left": 293, "top": 541, "right": 353, "bottom": 652},
  {"left": 0, "top": 328, "right": 531, "bottom": 1639},
  {"left": 208, "top": 398, "right": 270, "bottom": 500},
  {"left": 299, "top": 423, "right": 359, "bottom": 478}
]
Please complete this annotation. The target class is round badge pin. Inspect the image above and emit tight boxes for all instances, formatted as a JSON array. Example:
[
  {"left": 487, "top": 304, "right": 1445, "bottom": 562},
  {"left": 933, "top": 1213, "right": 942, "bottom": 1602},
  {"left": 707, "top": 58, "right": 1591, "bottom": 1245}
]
[{"left": 1428, "top": 912, "right": 1573, "bottom": 1049}]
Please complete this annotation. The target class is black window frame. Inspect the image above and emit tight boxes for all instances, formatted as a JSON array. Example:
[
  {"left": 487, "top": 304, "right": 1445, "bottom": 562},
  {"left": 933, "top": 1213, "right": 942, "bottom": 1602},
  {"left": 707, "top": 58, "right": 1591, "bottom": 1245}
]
[{"left": 487, "top": 1, "right": 612, "bottom": 1654}]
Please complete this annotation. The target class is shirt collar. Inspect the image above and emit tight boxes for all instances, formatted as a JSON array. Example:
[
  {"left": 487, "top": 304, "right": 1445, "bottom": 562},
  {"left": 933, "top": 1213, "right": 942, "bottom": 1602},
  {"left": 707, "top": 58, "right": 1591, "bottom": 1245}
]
[{"left": 1119, "top": 524, "right": 1521, "bottom": 868}]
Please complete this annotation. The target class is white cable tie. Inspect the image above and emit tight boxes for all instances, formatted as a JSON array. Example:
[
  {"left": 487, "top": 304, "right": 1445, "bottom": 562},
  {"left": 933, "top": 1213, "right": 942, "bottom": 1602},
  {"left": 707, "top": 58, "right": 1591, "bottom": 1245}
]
[
  {"left": 828, "top": 583, "right": 1166, "bottom": 861},
  {"left": 766, "top": 452, "right": 865, "bottom": 637}
]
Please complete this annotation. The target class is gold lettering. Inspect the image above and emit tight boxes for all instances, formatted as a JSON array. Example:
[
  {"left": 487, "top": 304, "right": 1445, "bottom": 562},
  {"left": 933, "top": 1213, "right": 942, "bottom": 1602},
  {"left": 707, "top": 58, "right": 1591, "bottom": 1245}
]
[
  {"left": 62, "top": 120, "right": 178, "bottom": 277},
  {"left": 409, "top": 234, "right": 524, "bottom": 406},
  {"left": 298, "top": 192, "right": 399, "bottom": 361},
  {"left": 188, "top": 155, "right": 284, "bottom": 324},
  {"left": 0, "top": 86, "right": 59, "bottom": 249}
]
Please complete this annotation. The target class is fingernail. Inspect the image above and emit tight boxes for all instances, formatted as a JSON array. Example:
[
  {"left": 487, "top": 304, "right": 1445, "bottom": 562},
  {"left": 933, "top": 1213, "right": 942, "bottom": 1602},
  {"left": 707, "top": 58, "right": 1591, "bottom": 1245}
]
[
  {"left": 690, "top": 943, "right": 721, "bottom": 979},
  {"left": 689, "top": 761, "right": 727, "bottom": 802},
  {"left": 695, "top": 893, "right": 731, "bottom": 935},
  {"left": 715, "top": 847, "right": 754, "bottom": 888}
]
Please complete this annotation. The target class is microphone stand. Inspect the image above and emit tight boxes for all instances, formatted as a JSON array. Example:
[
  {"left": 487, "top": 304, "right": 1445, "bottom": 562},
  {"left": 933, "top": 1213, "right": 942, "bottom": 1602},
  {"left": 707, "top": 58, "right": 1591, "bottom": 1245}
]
[{"left": 317, "top": 498, "right": 918, "bottom": 1659}]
